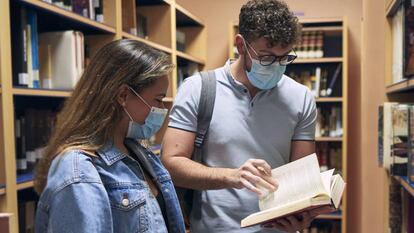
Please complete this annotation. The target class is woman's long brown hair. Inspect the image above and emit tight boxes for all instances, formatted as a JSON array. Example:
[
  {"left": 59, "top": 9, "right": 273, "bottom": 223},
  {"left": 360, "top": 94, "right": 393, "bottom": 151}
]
[{"left": 34, "top": 39, "right": 173, "bottom": 193}]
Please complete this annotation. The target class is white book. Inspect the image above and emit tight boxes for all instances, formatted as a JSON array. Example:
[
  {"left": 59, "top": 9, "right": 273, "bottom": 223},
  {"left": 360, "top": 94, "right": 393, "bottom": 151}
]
[
  {"left": 39, "top": 31, "right": 84, "bottom": 90},
  {"left": 241, "top": 154, "right": 346, "bottom": 228}
]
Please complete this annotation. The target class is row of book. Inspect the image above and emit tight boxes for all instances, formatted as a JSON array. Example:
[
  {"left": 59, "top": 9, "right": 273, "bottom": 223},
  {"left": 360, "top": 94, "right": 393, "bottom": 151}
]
[
  {"left": 289, "top": 64, "right": 342, "bottom": 98},
  {"left": 388, "top": 179, "right": 414, "bottom": 233},
  {"left": 176, "top": 29, "right": 186, "bottom": 52},
  {"left": 129, "top": 13, "right": 148, "bottom": 39},
  {"left": 316, "top": 142, "right": 342, "bottom": 174},
  {"left": 391, "top": 0, "right": 414, "bottom": 84},
  {"left": 378, "top": 103, "right": 414, "bottom": 184},
  {"left": 294, "top": 31, "right": 325, "bottom": 59},
  {"left": 12, "top": 6, "right": 87, "bottom": 90},
  {"left": 41, "top": 0, "right": 104, "bottom": 22},
  {"left": 15, "top": 109, "right": 56, "bottom": 175},
  {"left": 316, "top": 106, "right": 343, "bottom": 138}
]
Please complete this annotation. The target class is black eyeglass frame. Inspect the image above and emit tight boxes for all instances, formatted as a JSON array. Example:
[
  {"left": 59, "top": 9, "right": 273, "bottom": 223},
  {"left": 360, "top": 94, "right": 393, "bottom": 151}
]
[{"left": 245, "top": 41, "right": 298, "bottom": 66}]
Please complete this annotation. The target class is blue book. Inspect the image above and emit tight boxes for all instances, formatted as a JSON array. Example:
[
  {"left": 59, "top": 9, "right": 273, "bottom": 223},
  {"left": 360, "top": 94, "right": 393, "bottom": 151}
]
[
  {"left": 27, "top": 10, "right": 40, "bottom": 88},
  {"left": 16, "top": 172, "right": 34, "bottom": 184}
]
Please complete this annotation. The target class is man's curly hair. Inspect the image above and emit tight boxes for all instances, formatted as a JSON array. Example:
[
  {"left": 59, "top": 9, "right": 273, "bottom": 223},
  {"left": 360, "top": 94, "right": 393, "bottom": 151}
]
[{"left": 239, "top": 0, "right": 301, "bottom": 48}]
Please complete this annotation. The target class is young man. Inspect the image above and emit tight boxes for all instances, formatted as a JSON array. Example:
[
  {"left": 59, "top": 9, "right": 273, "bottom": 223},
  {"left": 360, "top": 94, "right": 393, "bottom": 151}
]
[{"left": 162, "top": 0, "right": 333, "bottom": 232}]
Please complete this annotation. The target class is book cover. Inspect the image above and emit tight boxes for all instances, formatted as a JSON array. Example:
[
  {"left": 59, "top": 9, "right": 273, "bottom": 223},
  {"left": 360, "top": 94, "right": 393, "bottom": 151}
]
[
  {"left": 408, "top": 105, "right": 414, "bottom": 184},
  {"left": 39, "top": 31, "right": 84, "bottom": 90},
  {"left": 404, "top": 0, "right": 414, "bottom": 77},
  {"left": 27, "top": 9, "right": 40, "bottom": 88},
  {"left": 392, "top": 5, "right": 405, "bottom": 83},
  {"left": 11, "top": 5, "right": 29, "bottom": 87},
  {"left": 240, "top": 154, "right": 345, "bottom": 228}
]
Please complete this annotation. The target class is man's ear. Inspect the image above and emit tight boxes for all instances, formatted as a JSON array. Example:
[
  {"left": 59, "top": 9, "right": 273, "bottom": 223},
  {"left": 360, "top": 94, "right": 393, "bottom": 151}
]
[
  {"left": 116, "top": 84, "right": 130, "bottom": 107},
  {"left": 235, "top": 34, "right": 247, "bottom": 56}
]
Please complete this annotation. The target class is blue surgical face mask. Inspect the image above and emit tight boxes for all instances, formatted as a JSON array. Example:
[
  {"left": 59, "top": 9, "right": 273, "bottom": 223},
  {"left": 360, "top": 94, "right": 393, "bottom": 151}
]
[
  {"left": 244, "top": 40, "right": 286, "bottom": 90},
  {"left": 124, "top": 87, "right": 168, "bottom": 140}
]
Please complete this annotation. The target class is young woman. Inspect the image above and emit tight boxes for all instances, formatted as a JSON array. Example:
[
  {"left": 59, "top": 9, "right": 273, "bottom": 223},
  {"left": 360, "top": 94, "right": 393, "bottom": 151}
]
[{"left": 34, "top": 39, "right": 185, "bottom": 233}]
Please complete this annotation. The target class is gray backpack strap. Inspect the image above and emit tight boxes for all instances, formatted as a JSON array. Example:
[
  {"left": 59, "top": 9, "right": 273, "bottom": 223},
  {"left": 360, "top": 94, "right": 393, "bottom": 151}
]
[{"left": 192, "top": 70, "right": 216, "bottom": 162}]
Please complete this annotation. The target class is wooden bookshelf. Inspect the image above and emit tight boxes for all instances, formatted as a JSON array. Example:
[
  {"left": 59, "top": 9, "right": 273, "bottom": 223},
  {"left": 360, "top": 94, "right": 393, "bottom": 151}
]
[
  {"left": 175, "top": 3, "right": 204, "bottom": 27},
  {"left": 294, "top": 57, "right": 343, "bottom": 64},
  {"left": 315, "top": 213, "right": 342, "bottom": 220},
  {"left": 316, "top": 137, "right": 343, "bottom": 142},
  {"left": 162, "top": 97, "right": 174, "bottom": 103},
  {"left": 16, "top": 181, "right": 34, "bottom": 191},
  {"left": 18, "top": 0, "right": 117, "bottom": 34},
  {"left": 302, "top": 26, "right": 343, "bottom": 32},
  {"left": 316, "top": 97, "right": 343, "bottom": 103},
  {"left": 122, "top": 32, "right": 173, "bottom": 54},
  {"left": 385, "top": 0, "right": 403, "bottom": 17},
  {"left": 12, "top": 88, "right": 71, "bottom": 97},
  {"left": 176, "top": 51, "right": 205, "bottom": 65},
  {"left": 382, "top": 0, "right": 414, "bottom": 231},
  {"left": 0, "top": 0, "right": 206, "bottom": 232},
  {"left": 386, "top": 78, "right": 414, "bottom": 94}
]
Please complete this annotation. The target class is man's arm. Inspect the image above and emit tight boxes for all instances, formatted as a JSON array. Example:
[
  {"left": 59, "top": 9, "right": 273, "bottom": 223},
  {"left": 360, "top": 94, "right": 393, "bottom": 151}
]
[
  {"left": 161, "top": 127, "right": 277, "bottom": 195},
  {"left": 290, "top": 140, "right": 315, "bottom": 161}
]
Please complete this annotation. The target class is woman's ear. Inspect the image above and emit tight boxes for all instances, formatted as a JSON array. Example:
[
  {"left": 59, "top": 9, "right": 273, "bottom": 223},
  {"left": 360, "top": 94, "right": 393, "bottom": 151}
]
[
  {"left": 235, "top": 34, "right": 247, "bottom": 56},
  {"left": 116, "top": 84, "right": 130, "bottom": 107}
]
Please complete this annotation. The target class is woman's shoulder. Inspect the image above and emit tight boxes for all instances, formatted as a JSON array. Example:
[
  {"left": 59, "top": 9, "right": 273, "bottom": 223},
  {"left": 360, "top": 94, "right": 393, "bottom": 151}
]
[{"left": 45, "top": 150, "right": 102, "bottom": 193}]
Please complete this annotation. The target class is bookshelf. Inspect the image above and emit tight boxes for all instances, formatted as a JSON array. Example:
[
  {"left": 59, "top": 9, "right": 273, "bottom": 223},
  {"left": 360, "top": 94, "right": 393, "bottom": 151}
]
[
  {"left": 381, "top": 0, "right": 414, "bottom": 231},
  {"left": 0, "top": 0, "right": 206, "bottom": 232},
  {"left": 229, "top": 18, "right": 348, "bottom": 233}
]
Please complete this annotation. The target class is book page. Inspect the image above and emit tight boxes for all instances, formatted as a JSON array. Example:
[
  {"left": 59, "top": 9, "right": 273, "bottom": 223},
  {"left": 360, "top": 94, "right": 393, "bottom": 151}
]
[
  {"left": 259, "top": 154, "right": 329, "bottom": 211},
  {"left": 321, "top": 169, "right": 335, "bottom": 196}
]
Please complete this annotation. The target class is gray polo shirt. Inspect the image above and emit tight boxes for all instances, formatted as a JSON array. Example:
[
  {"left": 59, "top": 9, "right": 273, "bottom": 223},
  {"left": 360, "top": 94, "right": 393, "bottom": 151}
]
[{"left": 168, "top": 60, "right": 316, "bottom": 233}]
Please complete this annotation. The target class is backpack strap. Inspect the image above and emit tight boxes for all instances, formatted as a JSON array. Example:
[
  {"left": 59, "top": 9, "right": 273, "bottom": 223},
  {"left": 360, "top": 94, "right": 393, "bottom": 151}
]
[{"left": 192, "top": 70, "right": 216, "bottom": 162}]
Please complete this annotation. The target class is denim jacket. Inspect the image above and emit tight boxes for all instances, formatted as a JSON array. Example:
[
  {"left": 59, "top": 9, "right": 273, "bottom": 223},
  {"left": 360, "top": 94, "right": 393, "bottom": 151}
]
[{"left": 35, "top": 142, "right": 185, "bottom": 233}]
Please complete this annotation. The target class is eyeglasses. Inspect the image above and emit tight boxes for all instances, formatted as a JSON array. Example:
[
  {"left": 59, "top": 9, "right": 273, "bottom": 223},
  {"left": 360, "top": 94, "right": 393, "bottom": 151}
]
[{"left": 245, "top": 41, "right": 297, "bottom": 66}]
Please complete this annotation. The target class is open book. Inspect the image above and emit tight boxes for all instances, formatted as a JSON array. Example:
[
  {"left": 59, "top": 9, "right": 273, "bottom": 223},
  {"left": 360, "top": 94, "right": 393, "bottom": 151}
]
[{"left": 241, "top": 153, "right": 346, "bottom": 228}]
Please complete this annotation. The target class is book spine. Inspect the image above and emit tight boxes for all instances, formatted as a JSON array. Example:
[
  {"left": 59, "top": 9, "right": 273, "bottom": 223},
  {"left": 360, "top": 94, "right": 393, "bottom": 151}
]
[
  {"left": 26, "top": 24, "right": 34, "bottom": 89},
  {"left": 12, "top": 6, "right": 29, "bottom": 87},
  {"left": 93, "top": 0, "right": 104, "bottom": 22},
  {"left": 409, "top": 106, "right": 414, "bottom": 184},
  {"left": 28, "top": 10, "right": 40, "bottom": 88}
]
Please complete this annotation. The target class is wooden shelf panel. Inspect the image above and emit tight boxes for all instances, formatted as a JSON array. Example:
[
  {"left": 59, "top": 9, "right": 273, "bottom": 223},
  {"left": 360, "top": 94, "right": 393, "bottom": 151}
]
[
  {"left": 162, "top": 97, "right": 174, "bottom": 103},
  {"left": 17, "top": 181, "right": 34, "bottom": 191},
  {"left": 299, "top": 17, "right": 343, "bottom": 24},
  {"left": 175, "top": 3, "right": 204, "bottom": 27},
  {"left": 16, "top": 173, "right": 34, "bottom": 191},
  {"left": 316, "top": 97, "right": 343, "bottom": 103},
  {"left": 386, "top": 78, "right": 414, "bottom": 94},
  {"left": 137, "top": 0, "right": 171, "bottom": 6},
  {"left": 315, "top": 213, "right": 342, "bottom": 220},
  {"left": 394, "top": 176, "right": 414, "bottom": 198},
  {"left": 18, "top": 0, "right": 116, "bottom": 34},
  {"left": 316, "top": 137, "right": 343, "bottom": 142},
  {"left": 13, "top": 88, "right": 71, "bottom": 97},
  {"left": 294, "top": 57, "right": 343, "bottom": 64},
  {"left": 386, "top": 0, "right": 403, "bottom": 17},
  {"left": 176, "top": 51, "right": 205, "bottom": 65},
  {"left": 302, "top": 26, "right": 343, "bottom": 32},
  {"left": 122, "top": 32, "right": 172, "bottom": 54}
]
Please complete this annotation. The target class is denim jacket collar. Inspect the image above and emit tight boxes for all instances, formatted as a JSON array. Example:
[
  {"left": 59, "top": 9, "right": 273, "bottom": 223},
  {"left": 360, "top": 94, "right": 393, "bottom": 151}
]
[{"left": 97, "top": 141, "right": 127, "bottom": 166}]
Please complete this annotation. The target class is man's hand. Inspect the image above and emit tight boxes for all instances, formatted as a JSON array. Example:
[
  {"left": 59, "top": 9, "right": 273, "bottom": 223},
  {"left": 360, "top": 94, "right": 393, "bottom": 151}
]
[
  {"left": 261, "top": 206, "right": 335, "bottom": 232},
  {"left": 227, "top": 159, "right": 278, "bottom": 196}
]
